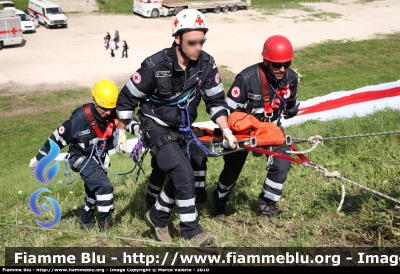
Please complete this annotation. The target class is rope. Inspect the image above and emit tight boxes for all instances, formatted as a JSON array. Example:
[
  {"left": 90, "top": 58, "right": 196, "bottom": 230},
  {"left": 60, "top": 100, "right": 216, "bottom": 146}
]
[
  {"left": 303, "top": 162, "right": 400, "bottom": 211},
  {"left": 293, "top": 130, "right": 400, "bottom": 143},
  {"left": 287, "top": 135, "right": 323, "bottom": 154},
  {"left": 0, "top": 222, "right": 177, "bottom": 246},
  {"left": 288, "top": 130, "right": 400, "bottom": 154},
  {"left": 178, "top": 105, "right": 211, "bottom": 156},
  {"left": 64, "top": 138, "right": 142, "bottom": 186},
  {"left": 129, "top": 141, "right": 148, "bottom": 182}
]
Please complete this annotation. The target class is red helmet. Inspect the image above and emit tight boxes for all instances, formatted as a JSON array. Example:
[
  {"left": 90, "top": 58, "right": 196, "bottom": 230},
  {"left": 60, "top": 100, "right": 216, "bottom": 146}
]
[{"left": 261, "top": 35, "right": 295, "bottom": 62}]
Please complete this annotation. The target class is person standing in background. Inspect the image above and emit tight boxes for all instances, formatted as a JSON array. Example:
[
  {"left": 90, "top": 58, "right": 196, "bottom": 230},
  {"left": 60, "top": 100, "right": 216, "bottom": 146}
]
[
  {"left": 104, "top": 31, "right": 111, "bottom": 50},
  {"left": 110, "top": 39, "right": 116, "bottom": 58},
  {"left": 122, "top": 40, "right": 128, "bottom": 58},
  {"left": 114, "top": 30, "right": 120, "bottom": 50}
]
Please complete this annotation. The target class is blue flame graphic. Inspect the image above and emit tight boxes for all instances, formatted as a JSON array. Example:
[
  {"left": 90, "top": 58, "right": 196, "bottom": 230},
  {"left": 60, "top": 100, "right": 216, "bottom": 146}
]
[
  {"left": 29, "top": 188, "right": 61, "bottom": 229},
  {"left": 34, "top": 139, "right": 60, "bottom": 184}
]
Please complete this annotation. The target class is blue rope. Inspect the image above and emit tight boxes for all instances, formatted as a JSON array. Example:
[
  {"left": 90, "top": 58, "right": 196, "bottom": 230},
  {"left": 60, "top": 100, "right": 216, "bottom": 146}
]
[
  {"left": 64, "top": 139, "right": 101, "bottom": 186},
  {"left": 148, "top": 88, "right": 196, "bottom": 106},
  {"left": 63, "top": 138, "right": 140, "bottom": 186},
  {"left": 147, "top": 87, "right": 211, "bottom": 156},
  {"left": 129, "top": 139, "right": 143, "bottom": 162},
  {"left": 178, "top": 105, "right": 211, "bottom": 156}
]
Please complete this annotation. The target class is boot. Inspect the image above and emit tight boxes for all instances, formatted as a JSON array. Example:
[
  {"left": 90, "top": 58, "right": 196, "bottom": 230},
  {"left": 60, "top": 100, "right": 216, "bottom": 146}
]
[
  {"left": 99, "top": 221, "right": 113, "bottom": 231},
  {"left": 144, "top": 211, "right": 172, "bottom": 242},
  {"left": 188, "top": 232, "right": 214, "bottom": 247},
  {"left": 212, "top": 201, "right": 226, "bottom": 221},
  {"left": 195, "top": 188, "right": 208, "bottom": 205},
  {"left": 258, "top": 204, "right": 282, "bottom": 218},
  {"left": 145, "top": 194, "right": 157, "bottom": 209},
  {"left": 79, "top": 221, "right": 95, "bottom": 230}
]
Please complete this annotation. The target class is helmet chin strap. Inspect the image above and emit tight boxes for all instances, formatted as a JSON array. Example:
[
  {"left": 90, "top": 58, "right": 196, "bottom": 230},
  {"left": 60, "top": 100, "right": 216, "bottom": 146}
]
[
  {"left": 177, "top": 43, "right": 190, "bottom": 61},
  {"left": 176, "top": 33, "right": 193, "bottom": 61}
]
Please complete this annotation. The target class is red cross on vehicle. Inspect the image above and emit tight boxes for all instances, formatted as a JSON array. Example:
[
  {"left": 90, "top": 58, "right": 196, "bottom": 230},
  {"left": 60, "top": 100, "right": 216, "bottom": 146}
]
[
  {"left": 173, "top": 18, "right": 179, "bottom": 27},
  {"left": 10, "top": 27, "right": 17, "bottom": 35},
  {"left": 195, "top": 15, "right": 203, "bottom": 26}
]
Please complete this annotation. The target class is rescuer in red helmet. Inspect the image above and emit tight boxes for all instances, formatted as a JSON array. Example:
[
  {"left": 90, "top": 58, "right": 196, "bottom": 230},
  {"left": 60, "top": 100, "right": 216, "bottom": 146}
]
[{"left": 212, "top": 35, "right": 301, "bottom": 220}]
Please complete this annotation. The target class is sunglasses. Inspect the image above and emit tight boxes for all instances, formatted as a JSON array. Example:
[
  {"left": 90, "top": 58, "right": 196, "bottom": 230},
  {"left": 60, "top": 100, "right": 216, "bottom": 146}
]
[
  {"left": 270, "top": 61, "right": 291, "bottom": 69},
  {"left": 186, "top": 38, "right": 207, "bottom": 46},
  {"left": 98, "top": 105, "right": 114, "bottom": 111}
]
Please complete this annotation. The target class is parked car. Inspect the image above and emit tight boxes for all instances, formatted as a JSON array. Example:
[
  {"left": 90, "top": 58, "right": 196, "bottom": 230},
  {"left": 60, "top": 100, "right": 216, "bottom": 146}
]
[
  {"left": 16, "top": 9, "right": 36, "bottom": 33},
  {"left": 0, "top": 1, "right": 15, "bottom": 10}
]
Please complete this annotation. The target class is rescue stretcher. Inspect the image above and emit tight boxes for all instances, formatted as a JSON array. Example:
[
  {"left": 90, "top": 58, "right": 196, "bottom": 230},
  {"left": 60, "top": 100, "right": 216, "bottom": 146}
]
[
  {"left": 129, "top": 112, "right": 400, "bottom": 208},
  {"left": 189, "top": 111, "right": 312, "bottom": 166},
  {"left": 191, "top": 129, "right": 311, "bottom": 165}
]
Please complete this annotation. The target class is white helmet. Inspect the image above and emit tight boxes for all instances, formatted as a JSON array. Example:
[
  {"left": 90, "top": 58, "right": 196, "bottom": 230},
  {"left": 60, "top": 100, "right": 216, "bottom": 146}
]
[{"left": 172, "top": 9, "right": 208, "bottom": 37}]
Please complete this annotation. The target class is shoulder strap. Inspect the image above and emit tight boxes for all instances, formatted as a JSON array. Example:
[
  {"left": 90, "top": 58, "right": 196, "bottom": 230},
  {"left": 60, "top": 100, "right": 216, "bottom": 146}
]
[
  {"left": 82, "top": 104, "right": 116, "bottom": 142},
  {"left": 83, "top": 104, "right": 104, "bottom": 137},
  {"left": 166, "top": 48, "right": 182, "bottom": 93},
  {"left": 258, "top": 63, "right": 273, "bottom": 115}
]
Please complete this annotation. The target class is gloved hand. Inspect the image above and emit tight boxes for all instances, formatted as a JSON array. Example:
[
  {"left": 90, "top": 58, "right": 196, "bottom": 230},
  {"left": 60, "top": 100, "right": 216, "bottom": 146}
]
[
  {"left": 133, "top": 124, "right": 141, "bottom": 139},
  {"left": 115, "top": 129, "right": 127, "bottom": 155},
  {"left": 126, "top": 120, "right": 142, "bottom": 139},
  {"left": 29, "top": 156, "right": 38, "bottom": 172},
  {"left": 283, "top": 101, "right": 300, "bottom": 119},
  {"left": 222, "top": 128, "right": 237, "bottom": 149}
]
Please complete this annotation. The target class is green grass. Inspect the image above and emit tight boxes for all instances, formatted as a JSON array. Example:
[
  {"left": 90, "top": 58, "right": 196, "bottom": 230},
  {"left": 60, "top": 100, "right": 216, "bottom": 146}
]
[{"left": 1, "top": 32, "right": 400, "bottom": 258}]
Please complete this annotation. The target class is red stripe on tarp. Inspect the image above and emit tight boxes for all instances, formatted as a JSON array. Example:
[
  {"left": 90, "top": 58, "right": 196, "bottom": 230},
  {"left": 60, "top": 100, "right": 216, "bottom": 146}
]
[{"left": 298, "top": 87, "right": 400, "bottom": 115}]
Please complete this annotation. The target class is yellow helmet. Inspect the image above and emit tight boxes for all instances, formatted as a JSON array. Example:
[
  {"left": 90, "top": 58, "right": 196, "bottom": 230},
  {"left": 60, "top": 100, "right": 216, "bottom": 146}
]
[{"left": 91, "top": 80, "right": 119, "bottom": 109}]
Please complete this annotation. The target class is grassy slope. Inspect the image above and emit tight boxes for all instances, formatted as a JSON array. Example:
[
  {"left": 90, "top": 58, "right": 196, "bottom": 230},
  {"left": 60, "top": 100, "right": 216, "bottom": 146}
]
[{"left": 1, "top": 0, "right": 399, "bottom": 263}]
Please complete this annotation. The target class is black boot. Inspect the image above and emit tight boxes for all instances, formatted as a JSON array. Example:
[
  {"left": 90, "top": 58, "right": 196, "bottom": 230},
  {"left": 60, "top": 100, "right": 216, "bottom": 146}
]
[
  {"left": 212, "top": 202, "right": 226, "bottom": 221},
  {"left": 99, "top": 220, "right": 113, "bottom": 231},
  {"left": 79, "top": 221, "right": 95, "bottom": 230},
  {"left": 258, "top": 204, "right": 282, "bottom": 218}
]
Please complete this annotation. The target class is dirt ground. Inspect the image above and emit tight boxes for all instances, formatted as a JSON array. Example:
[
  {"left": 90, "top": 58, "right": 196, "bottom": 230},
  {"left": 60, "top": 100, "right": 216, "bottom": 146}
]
[{"left": 1, "top": 0, "right": 400, "bottom": 95}]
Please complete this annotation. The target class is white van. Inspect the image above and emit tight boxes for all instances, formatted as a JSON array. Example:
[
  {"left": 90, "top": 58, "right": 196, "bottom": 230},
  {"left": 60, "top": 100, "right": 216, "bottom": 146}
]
[
  {"left": 27, "top": 0, "right": 67, "bottom": 29},
  {"left": 0, "top": 9, "right": 23, "bottom": 50}
]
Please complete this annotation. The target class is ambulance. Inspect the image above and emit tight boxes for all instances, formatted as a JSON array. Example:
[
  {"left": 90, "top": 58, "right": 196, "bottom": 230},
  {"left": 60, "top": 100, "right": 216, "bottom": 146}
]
[
  {"left": 27, "top": 0, "right": 67, "bottom": 28},
  {"left": 0, "top": 9, "right": 23, "bottom": 50}
]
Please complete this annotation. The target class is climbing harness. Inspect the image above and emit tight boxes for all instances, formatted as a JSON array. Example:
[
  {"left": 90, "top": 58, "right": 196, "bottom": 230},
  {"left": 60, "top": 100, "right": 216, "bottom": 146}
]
[
  {"left": 63, "top": 138, "right": 145, "bottom": 186},
  {"left": 82, "top": 103, "right": 117, "bottom": 142},
  {"left": 63, "top": 104, "right": 147, "bottom": 186},
  {"left": 143, "top": 48, "right": 211, "bottom": 158},
  {"left": 259, "top": 63, "right": 287, "bottom": 121}
]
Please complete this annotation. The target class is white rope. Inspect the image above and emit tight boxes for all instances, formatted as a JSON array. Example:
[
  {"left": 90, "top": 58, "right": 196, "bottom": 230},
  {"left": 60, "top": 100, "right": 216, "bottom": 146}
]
[
  {"left": 287, "top": 135, "right": 323, "bottom": 154},
  {"left": 0, "top": 222, "right": 178, "bottom": 246},
  {"left": 304, "top": 163, "right": 400, "bottom": 211}
]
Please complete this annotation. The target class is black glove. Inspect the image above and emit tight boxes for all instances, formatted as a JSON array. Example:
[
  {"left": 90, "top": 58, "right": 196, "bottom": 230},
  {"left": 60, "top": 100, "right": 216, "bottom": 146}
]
[{"left": 283, "top": 101, "right": 300, "bottom": 119}]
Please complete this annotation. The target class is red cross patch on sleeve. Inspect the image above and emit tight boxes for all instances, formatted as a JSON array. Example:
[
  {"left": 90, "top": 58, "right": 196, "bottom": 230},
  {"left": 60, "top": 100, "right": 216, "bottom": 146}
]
[
  {"left": 132, "top": 72, "right": 141, "bottom": 84},
  {"left": 231, "top": 86, "right": 240, "bottom": 98},
  {"left": 215, "top": 73, "right": 220, "bottom": 84},
  {"left": 58, "top": 126, "right": 65, "bottom": 134}
]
